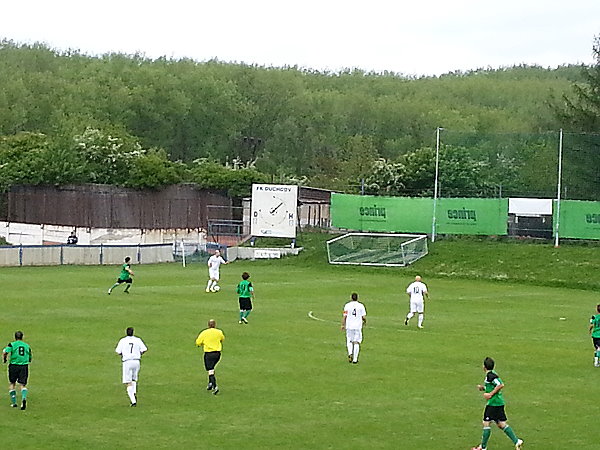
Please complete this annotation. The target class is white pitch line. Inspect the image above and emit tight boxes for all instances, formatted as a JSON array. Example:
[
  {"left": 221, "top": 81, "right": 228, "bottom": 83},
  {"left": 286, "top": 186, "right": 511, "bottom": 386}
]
[
  {"left": 307, "top": 310, "right": 582, "bottom": 342},
  {"left": 308, "top": 310, "right": 328, "bottom": 322},
  {"left": 454, "top": 292, "right": 549, "bottom": 301}
]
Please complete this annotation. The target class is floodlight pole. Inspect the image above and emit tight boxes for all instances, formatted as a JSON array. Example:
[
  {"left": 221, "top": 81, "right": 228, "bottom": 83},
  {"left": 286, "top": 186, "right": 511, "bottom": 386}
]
[
  {"left": 431, "top": 127, "right": 442, "bottom": 243},
  {"left": 554, "top": 129, "right": 564, "bottom": 248}
]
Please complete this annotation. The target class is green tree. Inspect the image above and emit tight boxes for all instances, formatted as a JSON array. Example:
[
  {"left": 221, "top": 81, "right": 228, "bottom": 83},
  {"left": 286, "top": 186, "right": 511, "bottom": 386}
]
[
  {"left": 126, "top": 148, "right": 185, "bottom": 189},
  {"left": 363, "top": 158, "right": 407, "bottom": 195},
  {"left": 556, "top": 36, "right": 600, "bottom": 199},
  {"left": 0, "top": 40, "right": 587, "bottom": 196},
  {"left": 338, "top": 135, "right": 379, "bottom": 181},
  {"left": 188, "top": 159, "right": 269, "bottom": 198},
  {"left": 0, "top": 132, "right": 85, "bottom": 191},
  {"left": 560, "top": 35, "right": 600, "bottom": 131},
  {"left": 74, "top": 127, "right": 142, "bottom": 185},
  {"left": 363, "top": 146, "right": 505, "bottom": 197}
]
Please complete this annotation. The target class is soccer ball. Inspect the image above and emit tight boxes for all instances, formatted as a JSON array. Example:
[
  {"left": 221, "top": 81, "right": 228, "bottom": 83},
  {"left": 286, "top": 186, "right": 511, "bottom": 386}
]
[{"left": 211, "top": 285, "right": 221, "bottom": 292}]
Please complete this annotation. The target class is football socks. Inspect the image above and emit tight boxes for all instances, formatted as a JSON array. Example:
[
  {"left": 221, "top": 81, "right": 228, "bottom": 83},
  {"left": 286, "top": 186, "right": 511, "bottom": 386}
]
[
  {"left": 126, "top": 385, "right": 136, "bottom": 404},
  {"left": 352, "top": 343, "right": 360, "bottom": 363},
  {"left": 481, "top": 427, "right": 491, "bottom": 448},
  {"left": 502, "top": 425, "right": 518, "bottom": 444}
]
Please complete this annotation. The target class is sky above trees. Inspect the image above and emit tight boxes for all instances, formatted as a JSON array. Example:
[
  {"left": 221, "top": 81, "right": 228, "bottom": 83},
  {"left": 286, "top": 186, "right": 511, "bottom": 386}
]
[{"left": 1, "top": 0, "right": 599, "bottom": 76}]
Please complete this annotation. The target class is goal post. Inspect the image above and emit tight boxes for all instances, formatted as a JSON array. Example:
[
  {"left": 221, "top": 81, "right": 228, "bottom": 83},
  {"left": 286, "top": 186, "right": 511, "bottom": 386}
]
[{"left": 326, "top": 233, "right": 428, "bottom": 267}]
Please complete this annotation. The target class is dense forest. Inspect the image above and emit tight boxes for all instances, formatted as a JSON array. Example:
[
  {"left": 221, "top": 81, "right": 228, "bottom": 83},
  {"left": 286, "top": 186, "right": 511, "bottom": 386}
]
[{"left": 0, "top": 38, "right": 599, "bottom": 198}]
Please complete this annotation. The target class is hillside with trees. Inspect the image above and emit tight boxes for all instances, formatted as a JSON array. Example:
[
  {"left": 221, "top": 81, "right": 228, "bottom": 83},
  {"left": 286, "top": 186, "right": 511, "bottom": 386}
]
[{"left": 0, "top": 38, "right": 598, "bottom": 198}]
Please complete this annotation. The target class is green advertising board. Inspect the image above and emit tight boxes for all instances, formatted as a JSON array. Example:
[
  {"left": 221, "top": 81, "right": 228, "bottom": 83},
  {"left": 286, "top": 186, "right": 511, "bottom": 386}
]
[
  {"left": 331, "top": 194, "right": 508, "bottom": 236},
  {"left": 331, "top": 193, "right": 432, "bottom": 233},
  {"left": 436, "top": 198, "right": 508, "bottom": 235},
  {"left": 555, "top": 200, "right": 600, "bottom": 240}
]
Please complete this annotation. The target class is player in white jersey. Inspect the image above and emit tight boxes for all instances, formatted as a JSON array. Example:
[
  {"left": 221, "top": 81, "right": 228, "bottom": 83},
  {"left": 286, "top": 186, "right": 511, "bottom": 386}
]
[
  {"left": 206, "top": 249, "right": 228, "bottom": 293},
  {"left": 341, "top": 293, "right": 367, "bottom": 364},
  {"left": 115, "top": 327, "right": 147, "bottom": 407},
  {"left": 404, "top": 275, "right": 429, "bottom": 329}
]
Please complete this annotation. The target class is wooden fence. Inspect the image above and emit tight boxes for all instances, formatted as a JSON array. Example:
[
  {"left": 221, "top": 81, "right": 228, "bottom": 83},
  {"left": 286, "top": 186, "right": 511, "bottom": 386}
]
[{"left": 0, "top": 184, "right": 232, "bottom": 229}]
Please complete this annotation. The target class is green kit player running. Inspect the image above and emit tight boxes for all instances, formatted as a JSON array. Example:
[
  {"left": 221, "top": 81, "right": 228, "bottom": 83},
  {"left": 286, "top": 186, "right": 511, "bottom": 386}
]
[
  {"left": 2, "top": 331, "right": 32, "bottom": 410},
  {"left": 589, "top": 304, "right": 600, "bottom": 367},
  {"left": 108, "top": 256, "right": 135, "bottom": 294},
  {"left": 236, "top": 272, "right": 255, "bottom": 324},
  {"left": 472, "top": 357, "right": 523, "bottom": 450}
]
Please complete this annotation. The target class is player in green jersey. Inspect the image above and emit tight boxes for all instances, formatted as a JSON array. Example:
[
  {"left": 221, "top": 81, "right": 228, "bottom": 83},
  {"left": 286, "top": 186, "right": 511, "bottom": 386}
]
[
  {"left": 2, "top": 331, "right": 32, "bottom": 410},
  {"left": 236, "top": 272, "right": 255, "bottom": 324},
  {"left": 588, "top": 304, "right": 600, "bottom": 367},
  {"left": 108, "top": 256, "right": 135, "bottom": 294},
  {"left": 472, "top": 357, "right": 523, "bottom": 450}
]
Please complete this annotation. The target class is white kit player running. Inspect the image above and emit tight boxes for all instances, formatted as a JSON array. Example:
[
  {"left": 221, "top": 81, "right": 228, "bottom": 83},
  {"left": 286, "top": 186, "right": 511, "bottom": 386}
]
[
  {"left": 404, "top": 275, "right": 429, "bottom": 329},
  {"left": 341, "top": 293, "right": 367, "bottom": 364},
  {"left": 115, "top": 327, "right": 147, "bottom": 407},
  {"left": 206, "top": 249, "right": 228, "bottom": 293}
]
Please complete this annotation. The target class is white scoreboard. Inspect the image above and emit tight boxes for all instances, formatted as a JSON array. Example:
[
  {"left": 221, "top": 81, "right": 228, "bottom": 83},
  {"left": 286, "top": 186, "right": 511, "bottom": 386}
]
[{"left": 250, "top": 184, "right": 298, "bottom": 238}]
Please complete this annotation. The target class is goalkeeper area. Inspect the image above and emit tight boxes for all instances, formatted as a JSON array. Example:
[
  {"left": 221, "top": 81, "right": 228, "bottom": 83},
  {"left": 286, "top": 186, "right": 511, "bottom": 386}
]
[{"left": 326, "top": 233, "right": 428, "bottom": 266}]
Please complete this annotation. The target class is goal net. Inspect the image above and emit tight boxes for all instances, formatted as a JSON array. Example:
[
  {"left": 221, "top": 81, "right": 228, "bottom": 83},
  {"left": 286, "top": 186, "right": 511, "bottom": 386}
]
[
  {"left": 326, "top": 233, "right": 428, "bottom": 267},
  {"left": 173, "top": 242, "right": 227, "bottom": 267}
]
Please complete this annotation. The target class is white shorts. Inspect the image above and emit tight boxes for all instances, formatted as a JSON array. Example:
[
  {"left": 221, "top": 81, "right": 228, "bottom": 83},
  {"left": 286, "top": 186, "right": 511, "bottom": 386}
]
[
  {"left": 209, "top": 269, "right": 220, "bottom": 281},
  {"left": 410, "top": 300, "right": 424, "bottom": 314},
  {"left": 346, "top": 329, "right": 363, "bottom": 343},
  {"left": 122, "top": 360, "right": 141, "bottom": 383}
]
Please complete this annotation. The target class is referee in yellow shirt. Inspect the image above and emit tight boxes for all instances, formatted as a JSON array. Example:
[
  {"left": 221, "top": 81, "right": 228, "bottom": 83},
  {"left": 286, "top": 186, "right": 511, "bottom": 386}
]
[{"left": 195, "top": 319, "right": 225, "bottom": 395}]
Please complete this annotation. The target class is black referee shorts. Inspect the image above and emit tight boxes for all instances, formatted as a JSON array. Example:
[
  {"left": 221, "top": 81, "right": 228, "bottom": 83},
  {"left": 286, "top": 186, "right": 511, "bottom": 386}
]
[
  {"left": 204, "top": 351, "right": 221, "bottom": 371},
  {"left": 8, "top": 364, "right": 29, "bottom": 385}
]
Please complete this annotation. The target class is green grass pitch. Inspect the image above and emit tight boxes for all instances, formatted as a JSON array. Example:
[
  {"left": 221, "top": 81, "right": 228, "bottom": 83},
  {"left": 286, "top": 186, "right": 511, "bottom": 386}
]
[{"left": 0, "top": 248, "right": 596, "bottom": 449}]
